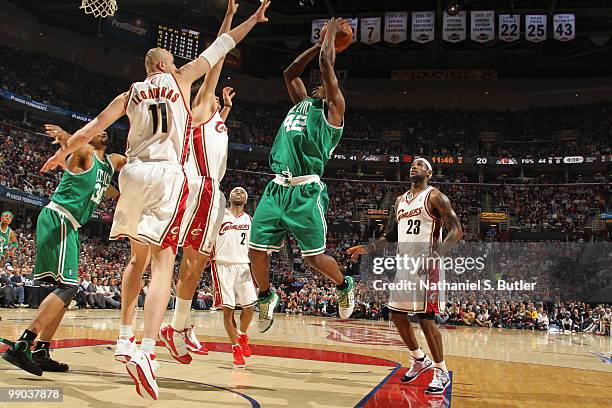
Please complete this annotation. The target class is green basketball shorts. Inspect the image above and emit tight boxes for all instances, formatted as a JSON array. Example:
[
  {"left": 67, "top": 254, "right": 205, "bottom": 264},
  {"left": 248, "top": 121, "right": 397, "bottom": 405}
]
[
  {"left": 34, "top": 207, "right": 80, "bottom": 286},
  {"left": 249, "top": 179, "right": 328, "bottom": 256}
]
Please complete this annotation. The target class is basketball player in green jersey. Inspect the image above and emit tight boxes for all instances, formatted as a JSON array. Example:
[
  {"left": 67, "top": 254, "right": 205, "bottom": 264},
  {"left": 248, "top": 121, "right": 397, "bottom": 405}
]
[
  {"left": 0, "top": 211, "right": 18, "bottom": 259},
  {"left": 249, "top": 18, "right": 355, "bottom": 331},
  {"left": 1, "top": 125, "right": 126, "bottom": 376}
]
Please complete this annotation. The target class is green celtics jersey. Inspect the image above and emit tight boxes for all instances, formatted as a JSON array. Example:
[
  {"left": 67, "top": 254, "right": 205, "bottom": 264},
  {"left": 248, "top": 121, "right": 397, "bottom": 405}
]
[
  {"left": 0, "top": 225, "right": 11, "bottom": 253},
  {"left": 270, "top": 97, "right": 343, "bottom": 177},
  {"left": 51, "top": 153, "right": 114, "bottom": 226}
]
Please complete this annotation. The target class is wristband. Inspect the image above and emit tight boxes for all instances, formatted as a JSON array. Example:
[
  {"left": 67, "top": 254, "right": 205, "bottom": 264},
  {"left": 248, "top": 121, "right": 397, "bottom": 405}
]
[{"left": 200, "top": 33, "right": 236, "bottom": 68}]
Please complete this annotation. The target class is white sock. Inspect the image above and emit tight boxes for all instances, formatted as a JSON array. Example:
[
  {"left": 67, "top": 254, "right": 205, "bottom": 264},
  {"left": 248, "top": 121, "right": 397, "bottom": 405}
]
[
  {"left": 119, "top": 325, "right": 134, "bottom": 340},
  {"left": 140, "top": 337, "right": 156, "bottom": 356},
  {"left": 237, "top": 329, "right": 244, "bottom": 336},
  {"left": 171, "top": 297, "right": 192, "bottom": 330},
  {"left": 433, "top": 361, "right": 448, "bottom": 373},
  {"left": 409, "top": 348, "right": 425, "bottom": 359},
  {"left": 232, "top": 343, "right": 240, "bottom": 348}
]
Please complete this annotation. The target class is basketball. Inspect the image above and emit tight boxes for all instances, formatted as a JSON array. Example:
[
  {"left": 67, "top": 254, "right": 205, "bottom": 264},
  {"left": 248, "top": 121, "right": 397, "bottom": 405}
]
[{"left": 321, "top": 20, "right": 353, "bottom": 53}]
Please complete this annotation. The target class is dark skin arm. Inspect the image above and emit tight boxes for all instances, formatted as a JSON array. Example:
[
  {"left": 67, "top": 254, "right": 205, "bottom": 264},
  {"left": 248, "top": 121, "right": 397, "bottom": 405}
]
[
  {"left": 319, "top": 17, "right": 345, "bottom": 127},
  {"left": 283, "top": 44, "right": 322, "bottom": 104},
  {"left": 427, "top": 189, "right": 463, "bottom": 256}
]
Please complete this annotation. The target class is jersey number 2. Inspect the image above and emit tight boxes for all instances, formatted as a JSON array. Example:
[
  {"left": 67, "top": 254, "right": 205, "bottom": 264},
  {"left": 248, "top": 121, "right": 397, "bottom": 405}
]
[
  {"left": 240, "top": 232, "right": 246, "bottom": 245},
  {"left": 149, "top": 102, "right": 168, "bottom": 134}
]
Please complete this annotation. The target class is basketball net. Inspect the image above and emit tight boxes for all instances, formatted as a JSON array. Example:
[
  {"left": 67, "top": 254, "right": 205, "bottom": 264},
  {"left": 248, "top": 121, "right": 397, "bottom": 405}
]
[{"left": 80, "top": 0, "right": 118, "bottom": 18}]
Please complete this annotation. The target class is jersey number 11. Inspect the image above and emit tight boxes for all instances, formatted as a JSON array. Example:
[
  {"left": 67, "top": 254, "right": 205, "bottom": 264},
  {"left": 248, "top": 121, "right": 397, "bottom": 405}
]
[{"left": 149, "top": 102, "right": 169, "bottom": 134}]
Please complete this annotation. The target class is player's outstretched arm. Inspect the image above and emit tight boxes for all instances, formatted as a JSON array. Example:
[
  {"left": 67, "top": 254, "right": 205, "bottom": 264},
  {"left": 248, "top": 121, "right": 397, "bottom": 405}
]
[
  {"left": 193, "top": 0, "right": 238, "bottom": 111},
  {"left": 43, "top": 123, "right": 94, "bottom": 173},
  {"left": 347, "top": 198, "right": 400, "bottom": 261},
  {"left": 429, "top": 190, "right": 463, "bottom": 256},
  {"left": 284, "top": 44, "right": 321, "bottom": 104},
  {"left": 176, "top": 0, "right": 270, "bottom": 87},
  {"left": 220, "top": 87, "right": 235, "bottom": 121},
  {"left": 41, "top": 92, "right": 127, "bottom": 172},
  {"left": 319, "top": 17, "right": 345, "bottom": 127}
]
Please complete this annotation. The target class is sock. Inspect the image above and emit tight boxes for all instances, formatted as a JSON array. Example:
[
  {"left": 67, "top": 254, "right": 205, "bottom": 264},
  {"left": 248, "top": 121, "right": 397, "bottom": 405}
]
[
  {"left": 258, "top": 290, "right": 270, "bottom": 300},
  {"left": 232, "top": 343, "right": 240, "bottom": 348},
  {"left": 336, "top": 277, "right": 348, "bottom": 292},
  {"left": 19, "top": 329, "right": 37, "bottom": 345},
  {"left": 140, "top": 337, "right": 156, "bottom": 356},
  {"left": 119, "top": 325, "right": 134, "bottom": 340},
  {"left": 171, "top": 297, "right": 192, "bottom": 330},
  {"left": 433, "top": 361, "right": 448, "bottom": 373},
  {"left": 34, "top": 341, "right": 51, "bottom": 351},
  {"left": 409, "top": 348, "right": 425, "bottom": 360}
]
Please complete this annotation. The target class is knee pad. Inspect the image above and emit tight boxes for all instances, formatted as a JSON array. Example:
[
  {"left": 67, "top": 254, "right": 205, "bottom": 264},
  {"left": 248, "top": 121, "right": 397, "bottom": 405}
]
[{"left": 52, "top": 283, "right": 79, "bottom": 307}]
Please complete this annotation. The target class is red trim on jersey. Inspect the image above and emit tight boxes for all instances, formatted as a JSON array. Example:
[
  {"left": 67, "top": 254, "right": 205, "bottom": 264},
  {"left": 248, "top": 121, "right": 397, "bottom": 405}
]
[
  {"left": 191, "top": 110, "right": 217, "bottom": 129},
  {"left": 425, "top": 219, "right": 443, "bottom": 314},
  {"left": 423, "top": 188, "right": 441, "bottom": 221},
  {"left": 169, "top": 72, "right": 192, "bottom": 115},
  {"left": 124, "top": 84, "right": 135, "bottom": 112},
  {"left": 184, "top": 177, "right": 214, "bottom": 251},
  {"left": 211, "top": 261, "right": 223, "bottom": 308},
  {"left": 180, "top": 115, "right": 192, "bottom": 166},
  {"left": 191, "top": 125, "right": 208, "bottom": 177},
  {"left": 160, "top": 174, "right": 189, "bottom": 253},
  {"left": 403, "top": 187, "right": 428, "bottom": 206}
]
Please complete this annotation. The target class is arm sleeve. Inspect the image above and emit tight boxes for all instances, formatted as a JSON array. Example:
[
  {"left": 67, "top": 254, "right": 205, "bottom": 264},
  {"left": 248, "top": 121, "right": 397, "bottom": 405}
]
[{"left": 384, "top": 205, "right": 399, "bottom": 243}]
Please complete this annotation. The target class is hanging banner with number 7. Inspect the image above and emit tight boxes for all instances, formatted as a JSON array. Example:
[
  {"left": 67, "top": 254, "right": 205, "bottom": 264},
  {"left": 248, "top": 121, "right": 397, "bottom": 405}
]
[
  {"left": 525, "top": 15, "right": 547, "bottom": 43},
  {"left": 498, "top": 14, "right": 520, "bottom": 42},
  {"left": 553, "top": 14, "right": 575, "bottom": 41},
  {"left": 360, "top": 17, "right": 381, "bottom": 44}
]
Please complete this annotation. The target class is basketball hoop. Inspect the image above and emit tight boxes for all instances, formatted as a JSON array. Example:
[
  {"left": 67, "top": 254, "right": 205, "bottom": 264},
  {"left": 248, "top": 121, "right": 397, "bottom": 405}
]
[{"left": 80, "top": 0, "right": 118, "bottom": 18}]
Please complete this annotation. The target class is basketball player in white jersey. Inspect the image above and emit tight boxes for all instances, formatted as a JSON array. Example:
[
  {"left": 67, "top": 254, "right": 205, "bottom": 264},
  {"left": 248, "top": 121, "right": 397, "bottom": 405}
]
[
  {"left": 42, "top": 1, "right": 271, "bottom": 400},
  {"left": 347, "top": 158, "right": 463, "bottom": 395},
  {"left": 210, "top": 187, "right": 256, "bottom": 368},
  {"left": 157, "top": 0, "right": 240, "bottom": 364}
]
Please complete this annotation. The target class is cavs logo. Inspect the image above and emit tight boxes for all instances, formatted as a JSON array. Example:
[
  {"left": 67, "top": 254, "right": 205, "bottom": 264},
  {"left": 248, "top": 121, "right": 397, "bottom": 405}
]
[
  {"left": 397, "top": 208, "right": 421, "bottom": 222},
  {"left": 215, "top": 121, "right": 228, "bottom": 133},
  {"left": 170, "top": 227, "right": 180, "bottom": 235},
  {"left": 191, "top": 228, "right": 202, "bottom": 236},
  {"left": 219, "top": 222, "right": 249, "bottom": 236}
]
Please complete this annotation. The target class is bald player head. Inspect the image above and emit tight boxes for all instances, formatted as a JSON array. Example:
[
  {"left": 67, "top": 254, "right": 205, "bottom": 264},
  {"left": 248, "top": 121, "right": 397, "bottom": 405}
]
[{"left": 144, "top": 48, "right": 177, "bottom": 75}]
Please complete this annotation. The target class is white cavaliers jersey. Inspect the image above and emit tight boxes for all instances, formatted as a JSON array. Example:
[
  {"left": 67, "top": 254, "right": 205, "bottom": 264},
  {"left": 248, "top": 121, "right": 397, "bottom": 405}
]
[
  {"left": 396, "top": 186, "right": 442, "bottom": 255},
  {"left": 125, "top": 73, "right": 191, "bottom": 164},
  {"left": 185, "top": 110, "right": 228, "bottom": 181},
  {"left": 213, "top": 209, "right": 251, "bottom": 264}
]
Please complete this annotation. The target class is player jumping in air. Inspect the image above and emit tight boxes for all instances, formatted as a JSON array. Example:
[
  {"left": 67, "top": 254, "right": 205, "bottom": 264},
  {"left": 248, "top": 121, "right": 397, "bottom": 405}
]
[
  {"left": 348, "top": 158, "right": 463, "bottom": 395},
  {"left": 249, "top": 18, "right": 355, "bottom": 332}
]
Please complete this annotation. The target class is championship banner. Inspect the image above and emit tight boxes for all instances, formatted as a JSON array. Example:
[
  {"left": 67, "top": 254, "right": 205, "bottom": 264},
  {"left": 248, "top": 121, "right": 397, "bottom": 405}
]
[
  {"left": 311, "top": 18, "right": 328, "bottom": 43},
  {"left": 499, "top": 14, "right": 520, "bottom": 42},
  {"left": 443, "top": 11, "right": 466, "bottom": 43},
  {"left": 526, "top": 15, "right": 547, "bottom": 43},
  {"left": 347, "top": 18, "right": 358, "bottom": 43},
  {"left": 470, "top": 11, "right": 495, "bottom": 43},
  {"left": 553, "top": 14, "right": 575, "bottom": 41},
  {"left": 360, "top": 17, "right": 381, "bottom": 44},
  {"left": 480, "top": 212, "right": 508, "bottom": 221},
  {"left": 384, "top": 12, "right": 408, "bottom": 44},
  {"left": 411, "top": 11, "right": 435, "bottom": 43}
]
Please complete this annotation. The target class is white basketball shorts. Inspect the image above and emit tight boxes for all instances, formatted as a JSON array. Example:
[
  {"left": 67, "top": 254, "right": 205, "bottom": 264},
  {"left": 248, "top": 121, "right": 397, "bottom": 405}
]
[{"left": 211, "top": 262, "right": 257, "bottom": 310}]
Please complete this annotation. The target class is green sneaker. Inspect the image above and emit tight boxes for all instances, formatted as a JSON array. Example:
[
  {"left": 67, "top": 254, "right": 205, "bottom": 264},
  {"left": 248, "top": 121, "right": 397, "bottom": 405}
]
[
  {"left": 336, "top": 276, "right": 355, "bottom": 319},
  {"left": 257, "top": 292, "right": 279, "bottom": 333}
]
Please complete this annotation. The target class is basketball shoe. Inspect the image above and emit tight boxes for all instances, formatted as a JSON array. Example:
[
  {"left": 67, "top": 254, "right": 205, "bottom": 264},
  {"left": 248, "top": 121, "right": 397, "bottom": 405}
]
[
  {"left": 232, "top": 344, "right": 246, "bottom": 368},
  {"left": 159, "top": 325, "right": 192, "bottom": 364},
  {"left": 126, "top": 349, "right": 160, "bottom": 400},
  {"left": 425, "top": 368, "right": 451, "bottom": 395},
  {"left": 115, "top": 336, "right": 137, "bottom": 363},
  {"left": 336, "top": 276, "right": 355, "bottom": 319},
  {"left": 257, "top": 291, "right": 279, "bottom": 333},
  {"left": 1, "top": 338, "right": 42, "bottom": 376},
  {"left": 32, "top": 348, "right": 69, "bottom": 372},
  {"left": 185, "top": 326, "right": 208, "bottom": 355},
  {"left": 237, "top": 333, "right": 251, "bottom": 357},
  {"left": 401, "top": 355, "right": 433, "bottom": 383}
]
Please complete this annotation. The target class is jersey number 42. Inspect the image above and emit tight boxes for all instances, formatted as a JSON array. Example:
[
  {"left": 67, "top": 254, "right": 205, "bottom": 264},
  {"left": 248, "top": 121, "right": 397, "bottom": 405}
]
[{"left": 283, "top": 113, "right": 307, "bottom": 133}]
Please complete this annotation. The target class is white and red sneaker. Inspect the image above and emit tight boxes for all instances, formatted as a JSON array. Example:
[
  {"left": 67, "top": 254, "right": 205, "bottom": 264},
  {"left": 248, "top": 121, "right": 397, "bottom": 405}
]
[
  {"left": 159, "top": 325, "right": 192, "bottom": 364},
  {"left": 185, "top": 326, "right": 208, "bottom": 355},
  {"left": 237, "top": 333, "right": 251, "bottom": 358},
  {"left": 125, "top": 350, "right": 160, "bottom": 400},
  {"left": 115, "top": 336, "right": 137, "bottom": 363},
  {"left": 232, "top": 344, "right": 246, "bottom": 368}
]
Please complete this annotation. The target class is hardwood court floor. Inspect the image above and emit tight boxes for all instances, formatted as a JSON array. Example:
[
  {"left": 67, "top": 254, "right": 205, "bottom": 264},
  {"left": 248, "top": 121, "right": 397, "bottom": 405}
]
[{"left": 0, "top": 309, "right": 610, "bottom": 408}]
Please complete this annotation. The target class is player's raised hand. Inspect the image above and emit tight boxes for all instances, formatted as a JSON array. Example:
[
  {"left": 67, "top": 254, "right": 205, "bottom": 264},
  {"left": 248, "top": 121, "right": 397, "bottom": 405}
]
[
  {"left": 44, "top": 124, "right": 70, "bottom": 148},
  {"left": 227, "top": 0, "right": 239, "bottom": 15},
  {"left": 253, "top": 0, "right": 271, "bottom": 23},
  {"left": 41, "top": 151, "right": 67, "bottom": 173},
  {"left": 223, "top": 87, "right": 236, "bottom": 105},
  {"left": 347, "top": 244, "right": 370, "bottom": 262}
]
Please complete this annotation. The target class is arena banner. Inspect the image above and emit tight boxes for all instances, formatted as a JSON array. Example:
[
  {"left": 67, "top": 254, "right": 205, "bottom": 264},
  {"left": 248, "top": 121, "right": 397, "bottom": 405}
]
[
  {"left": 391, "top": 69, "right": 497, "bottom": 80},
  {"left": 499, "top": 14, "right": 520, "bottom": 42},
  {"left": 470, "top": 11, "right": 495, "bottom": 43},
  {"left": 411, "top": 11, "right": 435, "bottom": 43},
  {"left": 360, "top": 17, "right": 381, "bottom": 44},
  {"left": 443, "top": 11, "right": 466, "bottom": 43},
  {"left": 347, "top": 18, "right": 358, "bottom": 43},
  {"left": 310, "top": 18, "right": 328, "bottom": 43},
  {"left": 102, "top": 10, "right": 153, "bottom": 48},
  {"left": 600, "top": 212, "right": 612, "bottom": 220},
  {"left": 0, "top": 186, "right": 49, "bottom": 208},
  {"left": 384, "top": 12, "right": 408, "bottom": 44},
  {"left": 526, "top": 15, "right": 547, "bottom": 43},
  {"left": 0, "top": 89, "right": 128, "bottom": 131},
  {"left": 480, "top": 212, "right": 508, "bottom": 221},
  {"left": 553, "top": 14, "right": 575, "bottom": 41}
]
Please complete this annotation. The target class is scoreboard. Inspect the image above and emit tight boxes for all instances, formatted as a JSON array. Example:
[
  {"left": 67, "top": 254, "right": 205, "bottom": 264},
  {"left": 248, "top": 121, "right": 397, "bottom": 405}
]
[{"left": 156, "top": 24, "right": 201, "bottom": 60}]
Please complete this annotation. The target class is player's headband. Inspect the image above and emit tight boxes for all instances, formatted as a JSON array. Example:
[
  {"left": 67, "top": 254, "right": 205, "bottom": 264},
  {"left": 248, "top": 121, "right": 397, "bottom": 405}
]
[
  {"left": 230, "top": 187, "right": 248, "bottom": 201},
  {"left": 414, "top": 158, "right": 433, "bottom": 179},
  {"left": 1, "top": 211, "right": 13, "bottom": 218}
]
